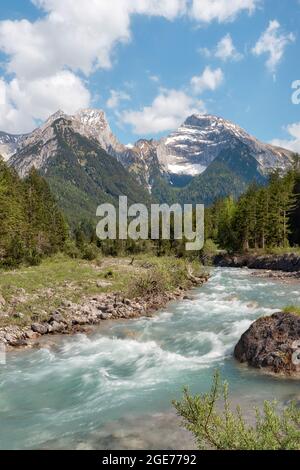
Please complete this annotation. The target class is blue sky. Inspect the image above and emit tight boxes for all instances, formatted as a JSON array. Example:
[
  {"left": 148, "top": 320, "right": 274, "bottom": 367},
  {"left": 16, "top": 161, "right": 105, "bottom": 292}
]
[{"left": 0, "top": 0, "right": 299, "bottom": 151}]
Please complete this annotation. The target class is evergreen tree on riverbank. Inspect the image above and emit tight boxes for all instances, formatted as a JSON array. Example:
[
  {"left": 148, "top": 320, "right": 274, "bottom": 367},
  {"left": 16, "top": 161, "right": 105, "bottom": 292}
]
[
  {"left": 0, "top": 158, "right": 68, "bottom": 267},
  {"left": 205, "top": 158, "right": 300, "bottom": 252}
]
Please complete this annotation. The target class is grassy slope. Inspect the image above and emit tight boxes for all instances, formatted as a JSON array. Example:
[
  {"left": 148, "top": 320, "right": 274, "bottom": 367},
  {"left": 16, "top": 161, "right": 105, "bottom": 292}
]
[{"left": 0, "top": 254, "right": 204, "bottom": 329}]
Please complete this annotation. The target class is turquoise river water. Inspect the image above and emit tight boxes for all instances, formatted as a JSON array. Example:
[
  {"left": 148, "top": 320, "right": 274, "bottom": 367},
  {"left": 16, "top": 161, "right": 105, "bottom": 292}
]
[{"left": 0, "top": 267, "right": 300, "bottom": 450}]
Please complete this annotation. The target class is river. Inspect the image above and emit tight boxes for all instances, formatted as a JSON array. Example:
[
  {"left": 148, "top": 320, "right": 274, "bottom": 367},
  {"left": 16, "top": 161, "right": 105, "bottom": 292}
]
[{"left": 0, "top": 267, "right": 300, "bottom": 450}]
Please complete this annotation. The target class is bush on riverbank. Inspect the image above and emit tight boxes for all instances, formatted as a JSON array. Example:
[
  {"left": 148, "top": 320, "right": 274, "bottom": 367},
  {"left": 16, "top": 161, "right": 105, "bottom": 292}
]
[
  {"left": 173, "top": 371, "right": 300, "bottom": 450},
  {"left": 283, "top": 306, "right": 300, "bottom": 316},
  {"left": 129, "top": 258, "right": 201, "bottom": 298}
]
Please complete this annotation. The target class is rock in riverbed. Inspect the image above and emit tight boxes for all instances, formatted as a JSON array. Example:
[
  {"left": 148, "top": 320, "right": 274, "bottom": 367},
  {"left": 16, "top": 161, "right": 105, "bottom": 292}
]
[{"left": 234, "top": 312, "right": 300, "bottom": 377}]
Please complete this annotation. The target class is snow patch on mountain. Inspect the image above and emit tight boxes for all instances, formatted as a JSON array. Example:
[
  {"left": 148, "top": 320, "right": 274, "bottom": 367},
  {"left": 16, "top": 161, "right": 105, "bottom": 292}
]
[
  {"left": 0, "top": 132, "right": 25, "bottom": 161},
  {"left": 156, "top": 114, "right": 293, "bottom": 177},
  {"left": 167, "top": 161, "right": 206, "bottom": 176},
  {"left": 3, "top": 110, "right": 294, "bottom": 191}
]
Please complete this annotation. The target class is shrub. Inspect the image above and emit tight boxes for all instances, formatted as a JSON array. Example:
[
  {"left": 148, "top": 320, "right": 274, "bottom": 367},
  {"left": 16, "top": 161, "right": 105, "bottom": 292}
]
[
  {"left": 200, "top": 239, "right": 219, "bottom": 265},
  {"left": 81, "top": 243, "right": 99, "bottom": 261},
  {"left": 25, "top": 248, "right": 43, "bottom": 267},
  {"left": 130, "top": 269, "right": 166, "bottom": 297},
  {"left": 3, "top": 235, "right": 26, "bottom": 268},
  {"left": 283, "top": 306, "right": 300, "bottom": 316},
  {"left": 129, "top": 258, "right": 191, "bottom": 298},
  {"left": 173, "top": 371, "right": 300, "bottom": 450},
  {"left": 63, "top": 239, "right": 81, "bottom": 259}
]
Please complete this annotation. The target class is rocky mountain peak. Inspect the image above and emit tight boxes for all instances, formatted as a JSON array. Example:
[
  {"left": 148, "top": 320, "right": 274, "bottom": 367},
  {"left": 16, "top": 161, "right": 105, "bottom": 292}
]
[
  {"left": 7, "top": 108, "right": 126, "bottom": 177},
  {"left": 182, "top": 113, "right": 252, "bottom": 141},
  {"left": 75, "top": 108, "right": 107, "bottom": 129},
  {"left": 40, "top": 108, "right": 111, "bottom": 142},
  {"left": 156, "top": 113, "right": 293, "bottom": 179},
  {"left": 3, "top": 109, "right": 295, "bottom": 200},
  {"left": 45, "top": 109, "right": 67, "bottom": 124},
  {"left": 71, "top": 108, "right": 123, "bottom": 154}
]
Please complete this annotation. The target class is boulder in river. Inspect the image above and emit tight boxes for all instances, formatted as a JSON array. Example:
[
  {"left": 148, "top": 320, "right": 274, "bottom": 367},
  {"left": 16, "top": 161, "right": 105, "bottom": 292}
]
[{"left": 234, "top": 312, "right": 300, "bottom": 377}]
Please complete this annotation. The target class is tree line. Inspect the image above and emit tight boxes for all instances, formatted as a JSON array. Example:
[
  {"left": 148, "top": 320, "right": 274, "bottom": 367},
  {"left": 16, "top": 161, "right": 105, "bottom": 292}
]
[
  {"left": 205, "top": 155, "right": 300, "bottom": 252},
  {"left": 2, "top": 153, "right": 300, "bottom": 268},
  {"left": 0, "top": 159, "right": 68, "bottom": 267}
]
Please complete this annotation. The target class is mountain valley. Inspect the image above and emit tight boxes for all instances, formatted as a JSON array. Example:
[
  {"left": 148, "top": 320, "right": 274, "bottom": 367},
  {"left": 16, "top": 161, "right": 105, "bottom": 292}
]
[{"left": 0, "top": 109, "right": 295, "bottom": 222}]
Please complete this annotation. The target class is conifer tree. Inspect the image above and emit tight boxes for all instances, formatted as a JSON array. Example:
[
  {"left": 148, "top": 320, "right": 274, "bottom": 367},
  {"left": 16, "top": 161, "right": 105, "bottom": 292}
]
[{"left": 0, "top": 160, "right": 68, "bottom": 267}]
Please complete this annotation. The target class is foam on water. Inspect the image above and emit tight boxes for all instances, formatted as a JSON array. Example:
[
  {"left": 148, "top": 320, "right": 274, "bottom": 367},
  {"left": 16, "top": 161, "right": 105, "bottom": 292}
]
[{"left": 0, "top": 267, "right": 300, "bottom": 449}]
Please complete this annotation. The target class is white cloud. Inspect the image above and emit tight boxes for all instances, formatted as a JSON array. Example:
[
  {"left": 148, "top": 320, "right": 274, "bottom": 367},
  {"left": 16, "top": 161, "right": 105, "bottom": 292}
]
[
  {"left": 271, "top": 123, "right": 300, "bottom": 154},
  {"left": 0, "top": 71, "right": 90, "bottom": 133},
  {"left": 106, "top": 89, "right": 131, "bottom": 109},
  {"left": 132, "top": 0, "right": 187, "bottom": 19},
  {"left": 0, "top": 79, "right": 33, "bottom": 133},
  {"left": 121, "top": 64, "right": 224, "bottom": 135},
  {"left": 121, "top": 89, "right": 205, "bottom": 134},
  {"left": 149, "top": 74, "right": 160, "bottom": 83},
  {"left": 191, "top": 66, "right": 224, "bottom": 94},
  {"left": 252, "top": 20, "right": 295, "bottom": 72},
  {"left": 0, "top": 0, "right": 187, "bottom": 80},
  {"left": 198, "top": 47, "right": 211, "bottom": 58},
  {"left": 190, "top": 0, "right": 259, "bottom": 23},
  {"left": 0, "top": 0, "right": 187, "bottom": 133},
  {"left": 0, "top": 0, "right": 259, "bottom": 81},
  {"left": 0, "top": 0, "right": 259, "bottom": 134},
  {"left": 199, "top": 34, "right": 243, "bottom": 61},
  {"left": 215, "top": 34, "right": 243, "bottom": 61}
]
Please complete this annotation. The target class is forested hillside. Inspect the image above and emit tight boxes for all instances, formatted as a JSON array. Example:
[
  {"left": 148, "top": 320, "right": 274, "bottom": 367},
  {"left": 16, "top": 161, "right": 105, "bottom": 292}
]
[
  {"left": 0, "top": 158, "right": 68, "bottom": 267},
  {"left": 178, "top": 144, "right": 267, "bottom": 206},
  {"left": 8, "top": 117, "right": 152, "bottom": 226},
  {"left": 205, "top": 155, "right": 300, "bottom": 252}
]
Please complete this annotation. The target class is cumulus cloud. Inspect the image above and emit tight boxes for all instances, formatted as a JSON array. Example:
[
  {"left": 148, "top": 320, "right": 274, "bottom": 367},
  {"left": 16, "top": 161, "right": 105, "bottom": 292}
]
[
  {"left": 190, "top": 0, "right": 259, "bottom": 23},
  {"left": 191, "top": 66, "right": 224, "bottom": 94},
  {"left": 215, "top": 34, "right": 243, "bottom": 61},
  {"left": 0, "top": 71, "right": 90, "bottom": 133},
  {"left": 271, "top": 123, "right": 300, "bottom": 154},
  {"left": 121, "top": 89, "right": 205, "bottom": 134},
  {"left": 122, "top": 65, "right": 225, "bottom": 134},
  {"left": 0, "top": 0, "right": 258, "bottom": 133},
  {"left": 252, "top": 20, "right": 295, "bottom": 72},
  {"left": 199, "top": 34, "right": 243, "bottom": 61},
  {"left": 0, "top": 0, "right": 259, "bottom": 79},
  {"left": 0, "top": 0, "right": 187, "bottom": 132},
  {"left": 106, "top": 90, "right": 131, "bottom": 109},
  {"left": 0, "top": 0, "right": 187, "bottom": 80}
]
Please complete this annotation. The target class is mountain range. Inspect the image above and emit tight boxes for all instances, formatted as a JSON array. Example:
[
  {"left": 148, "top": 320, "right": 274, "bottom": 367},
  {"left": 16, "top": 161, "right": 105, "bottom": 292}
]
[{"left": 0, "top": 109, "right": 294, "bottom": 224}]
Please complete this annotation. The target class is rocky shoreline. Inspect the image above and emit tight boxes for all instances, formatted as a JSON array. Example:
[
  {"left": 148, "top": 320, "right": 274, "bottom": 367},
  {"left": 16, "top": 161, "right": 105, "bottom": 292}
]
[
  {"left": 251, "top": 270, "right": 300, "bottom": 282},
  {"left": 234, "top": 312, "right": 300, "bottom": 378},
  {"left": 214, "top": 253, "right": 300, "bottom": 273},
  {"left": 0, "top": 273, "right": 209, "bottom": 350}
]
